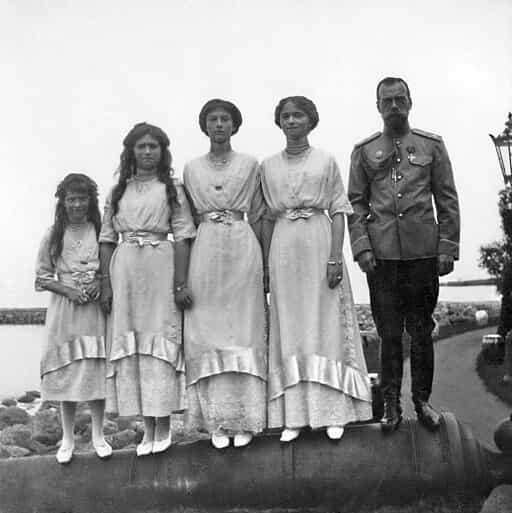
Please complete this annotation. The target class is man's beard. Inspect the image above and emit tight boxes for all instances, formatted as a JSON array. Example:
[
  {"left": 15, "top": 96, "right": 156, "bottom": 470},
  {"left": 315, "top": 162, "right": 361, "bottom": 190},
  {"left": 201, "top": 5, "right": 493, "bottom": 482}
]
[{"left": 386, "top": 113, "right": 408, "bottom": 130}]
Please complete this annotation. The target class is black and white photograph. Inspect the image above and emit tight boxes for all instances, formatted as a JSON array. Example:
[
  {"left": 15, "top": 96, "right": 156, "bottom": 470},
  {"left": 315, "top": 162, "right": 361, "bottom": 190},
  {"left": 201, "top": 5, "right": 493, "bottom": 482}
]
[{"left": 1, "top": 1, "right": 512, "bottom": 512}]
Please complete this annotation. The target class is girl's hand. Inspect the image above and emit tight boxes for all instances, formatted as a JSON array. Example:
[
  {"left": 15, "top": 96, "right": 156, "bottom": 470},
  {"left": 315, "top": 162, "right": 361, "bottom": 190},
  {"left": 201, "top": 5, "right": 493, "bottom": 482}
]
[
  {"left": 100, "top": 279, "right": 113, "bottom": 315},
  {"left": 175, "top": 286, "right": 193, "bottom": 310},
  {"left": 326, "top": 261, "right": 343, "bottom": 289},
  {"left": 84, "top": 280, "right": 101, "bottom": 301},
  {"left": 66, "top": 287, "right": 89, "bottom": 305}
]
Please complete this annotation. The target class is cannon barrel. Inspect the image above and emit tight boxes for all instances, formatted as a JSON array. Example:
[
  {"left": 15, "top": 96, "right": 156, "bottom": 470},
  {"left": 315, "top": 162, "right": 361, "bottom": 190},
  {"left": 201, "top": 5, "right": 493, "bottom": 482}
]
[{"left": 0, "top": 412, "right": 510, "bottom": 513}]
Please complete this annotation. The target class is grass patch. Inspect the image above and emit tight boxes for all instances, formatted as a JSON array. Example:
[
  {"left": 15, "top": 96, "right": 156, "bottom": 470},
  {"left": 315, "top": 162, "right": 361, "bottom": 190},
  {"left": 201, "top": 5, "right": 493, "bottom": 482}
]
[{"left": 476, "top": 350, "right": 512, "bottom": 407}]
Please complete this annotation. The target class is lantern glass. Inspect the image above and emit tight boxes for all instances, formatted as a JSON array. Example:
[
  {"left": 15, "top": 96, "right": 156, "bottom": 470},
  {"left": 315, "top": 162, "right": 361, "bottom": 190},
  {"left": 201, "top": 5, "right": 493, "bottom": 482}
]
[{"left": 490, "top": 113, "right": 512, "bottom": 185}]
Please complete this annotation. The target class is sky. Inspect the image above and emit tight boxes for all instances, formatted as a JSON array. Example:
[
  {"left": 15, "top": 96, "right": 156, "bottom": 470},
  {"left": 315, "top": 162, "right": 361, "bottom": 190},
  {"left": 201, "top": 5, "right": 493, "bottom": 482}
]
[{"left": 1, "top": 0, "right": 512, "bottom": 307}]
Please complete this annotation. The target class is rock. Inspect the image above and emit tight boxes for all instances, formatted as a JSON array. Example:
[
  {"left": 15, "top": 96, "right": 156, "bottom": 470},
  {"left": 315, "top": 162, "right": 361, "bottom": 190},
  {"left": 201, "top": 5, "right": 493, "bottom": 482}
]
[
  {"left": 116, "top": 416, "right": 138, "bottom": 432},
  {"left": 74, "top": 410, "right": 91, "bottom": 435},
  {"left": 1, "top": 398, "right": 17, "bottom": 407},
  {"left": 107, "top": 429, "right": 137, "bottom": 450},
  {"left": 480, "top": 485, "right": 512, "bottom": 513},
  {"left": 0, "top": 406, "right": 30, "bottom": 429},
  {"left": 0, "top": 424, "right": 32, "bottom": 449},
  {"left": 103, "top": 419, "right": 118, "bottom": 436},
  {"left": 40, "top": 400, "right": 59, "bottom": 411},
  {"left": 0, "top": 444, "right": 31, "bottom": 458},
  {"left": 17, "top": 392, "right": 38, "bottom": 403},
  {"left": 32, "top": 408, "right": 62, "bottom": 446},
  {"left": 27, "top": 439, "right": 54, "bottom": 455},
  {"left": 0, "top": 444, "right": 11, "bottom": 458},
  {"left": 475, "top": 309, "right": 489, "bottom": 327}
]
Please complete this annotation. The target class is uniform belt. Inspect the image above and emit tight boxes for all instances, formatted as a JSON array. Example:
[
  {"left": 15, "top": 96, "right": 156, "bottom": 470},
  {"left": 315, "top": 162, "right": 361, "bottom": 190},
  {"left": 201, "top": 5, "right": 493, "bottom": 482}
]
[
  {"left": 121, "top": 231, "right": 168, "bottom": 247},
  {"left": 280, "top": 207, "right": 324, "bottom": 221},
  {"left": 201, "top": 210, "right": 244, "bottom": 225}
]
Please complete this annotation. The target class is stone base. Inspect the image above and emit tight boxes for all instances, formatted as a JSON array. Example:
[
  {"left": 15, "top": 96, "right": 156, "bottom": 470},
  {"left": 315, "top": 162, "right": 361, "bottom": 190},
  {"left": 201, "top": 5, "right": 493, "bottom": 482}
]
[{"left": 480, "top": 485, "right": 512, "bottom": 513}]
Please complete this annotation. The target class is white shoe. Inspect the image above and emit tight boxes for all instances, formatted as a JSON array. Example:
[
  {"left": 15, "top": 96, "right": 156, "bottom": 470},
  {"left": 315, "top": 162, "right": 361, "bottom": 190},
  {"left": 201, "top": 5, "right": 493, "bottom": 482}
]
[
  {"left": 233, "top": 433, "right": 253, "bottom": 448},
  {"left": 211, "top": 433, "right": 230, "bottom": 449},
  {"left": 93, "top": 440, "right": 113, "bottom": 459},
  {"left": 326, "top": 426, "right": 345, "bottom": 440},
  {"left": 280, "top": 428, "right": 301, "bottom": 443},
  {"left": 152, "top": 432, "right": 172, "bottom": 454},
  {"left": 56, "top": 443, "right": 74, "bottom": 464},
  {"left": 136, "top": 440, "right": 153, "bottom": 457}
]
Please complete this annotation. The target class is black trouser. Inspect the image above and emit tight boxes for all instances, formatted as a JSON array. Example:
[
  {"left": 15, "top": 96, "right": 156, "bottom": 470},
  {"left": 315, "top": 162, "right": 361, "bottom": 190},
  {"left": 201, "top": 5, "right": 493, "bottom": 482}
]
[{"left": 367, "top": 258, "right": 439, "bottom": 410}]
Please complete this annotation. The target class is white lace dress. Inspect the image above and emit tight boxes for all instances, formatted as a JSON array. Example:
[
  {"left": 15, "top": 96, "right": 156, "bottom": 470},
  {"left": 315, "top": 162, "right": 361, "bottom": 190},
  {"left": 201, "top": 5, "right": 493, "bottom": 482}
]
[
  {"left": 183, "top": 153, "right": 267, "bottom": 435},
  {"left": 260, "top": 148, "right": 373, "bottom": 429}
]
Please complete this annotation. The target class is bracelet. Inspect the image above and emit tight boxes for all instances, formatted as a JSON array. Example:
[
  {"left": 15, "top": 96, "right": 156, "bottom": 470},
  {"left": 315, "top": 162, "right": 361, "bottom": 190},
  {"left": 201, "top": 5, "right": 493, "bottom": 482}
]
[
  {"left": 327, "top": 259, "right": 343, "bottom": 266},
  {"left": 174, "top": 283, "right": 187, "bottom": 292}
]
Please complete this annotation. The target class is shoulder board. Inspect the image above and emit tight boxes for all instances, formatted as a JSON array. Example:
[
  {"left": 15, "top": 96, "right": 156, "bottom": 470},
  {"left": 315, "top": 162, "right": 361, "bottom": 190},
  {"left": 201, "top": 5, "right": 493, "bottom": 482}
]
[
  {"left": 354, "top": 132, "right": 381, "bottom": 149},
  {"left": 411, "top": 128, "right": 442, "bottom": 142}
]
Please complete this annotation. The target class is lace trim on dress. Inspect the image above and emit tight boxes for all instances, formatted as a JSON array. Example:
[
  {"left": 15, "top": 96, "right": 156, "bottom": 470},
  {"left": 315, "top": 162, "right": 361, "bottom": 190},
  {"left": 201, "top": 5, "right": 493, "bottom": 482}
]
[
  {"left": 109, "top": 331, "right": 184, "bottom": 372},
  {"left": 268, "top": 354, "right": 372, "bottom": 402},
  {"left": 40, "top": 335, "right": 106, "bottom": 377},
  {"left": 186, "top": 347, "right": 268, "bottom": 386}
]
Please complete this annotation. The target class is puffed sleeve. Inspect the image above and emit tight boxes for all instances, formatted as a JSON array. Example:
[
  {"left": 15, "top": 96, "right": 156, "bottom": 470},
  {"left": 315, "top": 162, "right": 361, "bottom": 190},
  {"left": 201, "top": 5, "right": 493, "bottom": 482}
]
[
  {"left": 171, "top": 180, "right": 197, "bottom": 242},
  {"left": 248, "top": 160, "right": 266, "bottom": 224},
  {"left": 99, "top": 188, "right": 118, "bottom": 244},
  {"left": 35, "top": 228, "right": 56, "bottom": 291},
  {"left": 328, "top": 156, "right": 353, "bottom": 218}
]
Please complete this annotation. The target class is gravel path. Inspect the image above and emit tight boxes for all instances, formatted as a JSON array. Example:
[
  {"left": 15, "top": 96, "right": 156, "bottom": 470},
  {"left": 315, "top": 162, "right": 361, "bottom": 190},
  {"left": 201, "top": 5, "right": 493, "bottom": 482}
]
[{"left": 401, "top": 327, "right": 510, "bottom": 449}]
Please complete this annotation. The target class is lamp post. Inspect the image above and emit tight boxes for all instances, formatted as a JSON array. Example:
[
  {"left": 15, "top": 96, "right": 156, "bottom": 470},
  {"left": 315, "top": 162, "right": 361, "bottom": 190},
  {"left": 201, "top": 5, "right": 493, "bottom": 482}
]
[
  {"left": 490, "top": 112, "right": 512, "bottom": 186},
  {"left": 490, "top": 113, "right": 512, "bottom": 382}
]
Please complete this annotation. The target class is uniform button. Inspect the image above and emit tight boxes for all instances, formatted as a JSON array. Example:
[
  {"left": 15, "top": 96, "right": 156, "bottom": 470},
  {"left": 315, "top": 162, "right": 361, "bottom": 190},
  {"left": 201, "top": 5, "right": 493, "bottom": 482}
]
[
  {"left": 397, "top": 175, "right": 403, "bottom": 180},
  {"left": 398, "top": 213, "right": 404, "bottom": 218},
  {"left": 397, "top": 193, "right": 403, "bottom": 198},
  {"left": 396, "top": 157, "right": 401, "bottom": 163}
]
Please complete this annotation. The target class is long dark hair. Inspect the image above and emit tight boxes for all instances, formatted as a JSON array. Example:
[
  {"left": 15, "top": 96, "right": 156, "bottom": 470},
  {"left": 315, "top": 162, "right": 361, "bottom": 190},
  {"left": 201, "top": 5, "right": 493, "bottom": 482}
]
[
  {"left": 111, "top": 122, "right": 179, "bottom": 223},
  {"left": 49, "top": 173, "right": 101, "bottom": 263}
]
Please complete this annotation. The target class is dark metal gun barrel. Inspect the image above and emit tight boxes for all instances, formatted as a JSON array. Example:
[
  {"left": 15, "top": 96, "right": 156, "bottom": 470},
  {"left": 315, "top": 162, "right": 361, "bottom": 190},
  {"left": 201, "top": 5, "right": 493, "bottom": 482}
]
[{"left": 0, "top": 412, "right": 509, "bottom": 513}]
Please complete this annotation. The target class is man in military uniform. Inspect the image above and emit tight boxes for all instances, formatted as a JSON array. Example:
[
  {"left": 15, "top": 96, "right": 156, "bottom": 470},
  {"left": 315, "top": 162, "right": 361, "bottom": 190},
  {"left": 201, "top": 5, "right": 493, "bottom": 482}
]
[{"left": 348, "top": 77, "right": 460, "bottom": 432}]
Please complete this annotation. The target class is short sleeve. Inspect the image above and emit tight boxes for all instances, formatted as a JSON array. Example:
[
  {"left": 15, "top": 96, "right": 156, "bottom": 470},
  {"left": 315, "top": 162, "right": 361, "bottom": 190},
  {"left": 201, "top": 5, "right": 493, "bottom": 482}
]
[
  {"left": 99, "top": 189, "right": 118, "bottom": 244},
  {"left": 258, "top": 162, "right": 277, "bottom": 222},
  {"left": 35, "top": 228, "right": 56, "bottom": 291},
  {"left": 328, "top": 157, "right": 353, "bottom": 218},
  {"left": 248, "top": 162, "right": 266, "bottom": 224},
  {"left": 171, "top": 181, "right": 197, "bottom": 242}
]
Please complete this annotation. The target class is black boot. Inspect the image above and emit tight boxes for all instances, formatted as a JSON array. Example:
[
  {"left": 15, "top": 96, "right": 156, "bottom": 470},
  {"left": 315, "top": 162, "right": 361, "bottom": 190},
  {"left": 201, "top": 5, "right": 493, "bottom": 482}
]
[
  {"left": 415, "top": 401, "right": 441, "bottom": 431},
  {"left": 380, "top": 400, "right": 402, "bottom": 433}
]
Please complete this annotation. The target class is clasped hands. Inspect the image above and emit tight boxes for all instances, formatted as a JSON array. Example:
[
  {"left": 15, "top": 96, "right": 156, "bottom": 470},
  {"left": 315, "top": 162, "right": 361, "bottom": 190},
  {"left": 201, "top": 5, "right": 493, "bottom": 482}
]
[
  {"left": 356, "top": 250, "right": 454, "bottom": 276},
  {"left": 66, "top": 280, "right": 101, "bottom": 305}
]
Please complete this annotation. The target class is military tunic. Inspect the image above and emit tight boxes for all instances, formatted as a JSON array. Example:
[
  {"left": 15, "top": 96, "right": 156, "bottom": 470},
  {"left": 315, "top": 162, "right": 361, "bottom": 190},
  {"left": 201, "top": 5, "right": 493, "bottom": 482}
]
[{"left": 348, "top": 128, "right": 459, "bottom": 261}]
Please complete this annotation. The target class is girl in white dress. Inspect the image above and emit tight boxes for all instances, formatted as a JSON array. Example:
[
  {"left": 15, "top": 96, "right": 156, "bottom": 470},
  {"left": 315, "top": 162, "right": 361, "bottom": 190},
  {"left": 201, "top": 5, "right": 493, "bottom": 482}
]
[
  {"left": 183, "top": 99, "right": 267, "bottom": 449},
  {"left": 260, "top": 96, "right": 373, "bottom": 442},
  {"left": 99, "top": 123, "right": 196, "bottom": 456},
  {"left": 36, "top": 173, "right": 111, "bottom": 463}
]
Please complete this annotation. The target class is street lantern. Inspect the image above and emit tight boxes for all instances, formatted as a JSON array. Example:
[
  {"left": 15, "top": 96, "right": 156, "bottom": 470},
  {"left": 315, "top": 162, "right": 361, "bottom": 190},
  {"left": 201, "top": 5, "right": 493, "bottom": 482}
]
[{"left": 490, "top": 112, "right": 512, "bottom": 186}]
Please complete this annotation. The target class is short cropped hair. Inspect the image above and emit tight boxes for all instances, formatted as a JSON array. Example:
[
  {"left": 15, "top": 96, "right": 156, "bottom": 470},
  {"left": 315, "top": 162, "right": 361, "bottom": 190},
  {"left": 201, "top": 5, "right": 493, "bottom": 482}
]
[
  {"left": 274, "top": 96, "right": 319, "bottom": 131},
  {"left": 376, "top": 77, "right": 411, "bottom": 102}
]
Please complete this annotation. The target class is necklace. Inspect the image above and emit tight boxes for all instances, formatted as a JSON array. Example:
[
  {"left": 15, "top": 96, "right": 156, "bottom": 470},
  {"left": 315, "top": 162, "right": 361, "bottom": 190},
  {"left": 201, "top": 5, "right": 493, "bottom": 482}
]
[
  {"left": 283, "top": 145, "right": 313, "bottom": 162},
  {"left": 207, "top": 151, "right": 233, "bottom": 168},
  {"left": 67, "top": 222, "right": 88, "bottom": 250},
  {"left": 133, "top": 173, "right": 157, "bottom": 194}
]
